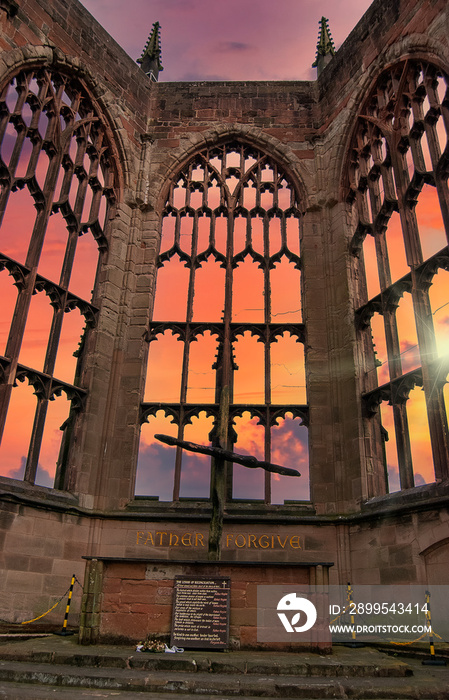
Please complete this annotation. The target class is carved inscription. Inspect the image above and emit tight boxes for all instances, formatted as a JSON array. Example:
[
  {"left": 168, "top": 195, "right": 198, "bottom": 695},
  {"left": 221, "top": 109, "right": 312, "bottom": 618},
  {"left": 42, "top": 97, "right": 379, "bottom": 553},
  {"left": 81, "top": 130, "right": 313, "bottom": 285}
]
[
  {"left": 171, "top": 576, "right": 230, "bottom": 649},
  {"left": 136, "top": 531, "right": 302, "bottom": 549}
]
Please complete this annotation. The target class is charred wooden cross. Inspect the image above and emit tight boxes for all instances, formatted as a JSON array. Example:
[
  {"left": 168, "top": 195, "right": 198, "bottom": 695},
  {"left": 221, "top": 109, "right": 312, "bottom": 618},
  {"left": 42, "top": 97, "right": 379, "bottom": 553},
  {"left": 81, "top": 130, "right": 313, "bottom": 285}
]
[
  {"left": 155, "top": 336, "right": 300, "bottom": 560},
  {"left": 154, "top": 433, "right": 300, "bottom": 561}
]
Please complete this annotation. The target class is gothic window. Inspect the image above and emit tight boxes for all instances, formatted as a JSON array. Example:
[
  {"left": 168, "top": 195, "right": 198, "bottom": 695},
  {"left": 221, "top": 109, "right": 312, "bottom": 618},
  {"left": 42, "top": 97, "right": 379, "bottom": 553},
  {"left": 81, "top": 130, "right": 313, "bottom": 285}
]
[
  {"left": 348, "top": 60, "right": 449, "bottom": 491},
  {"left": 137, "top": 142, "right": 309, "bottom": 504},
  {"left": 0, "top": 68, "right": 116, "bottom": 488}
]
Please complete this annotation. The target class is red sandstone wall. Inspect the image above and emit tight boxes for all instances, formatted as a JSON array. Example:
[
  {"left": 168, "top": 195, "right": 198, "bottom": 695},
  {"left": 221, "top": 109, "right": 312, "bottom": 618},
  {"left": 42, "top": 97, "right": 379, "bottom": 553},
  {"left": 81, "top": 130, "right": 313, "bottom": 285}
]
[
  {"left": 0, "top": 493, "right": 88, "bottom": 625},
  {"left": 99, "top": 561, "right": 313, "bottom": 650}
]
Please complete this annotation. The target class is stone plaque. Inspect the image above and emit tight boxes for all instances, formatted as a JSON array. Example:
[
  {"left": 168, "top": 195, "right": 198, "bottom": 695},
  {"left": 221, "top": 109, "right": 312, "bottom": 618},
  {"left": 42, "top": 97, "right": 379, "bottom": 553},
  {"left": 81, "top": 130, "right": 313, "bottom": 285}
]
[{"left": 171, "top": 576, "right": 230, "bottom": 649}]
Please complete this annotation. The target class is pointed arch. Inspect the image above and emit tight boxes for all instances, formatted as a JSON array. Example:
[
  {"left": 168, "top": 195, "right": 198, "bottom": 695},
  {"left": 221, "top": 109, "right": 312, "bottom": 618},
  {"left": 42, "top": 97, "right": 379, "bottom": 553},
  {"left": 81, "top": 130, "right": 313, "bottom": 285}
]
[
  {"left": 150, "top": 125, "right": 311, "bottom": 217},
  {"left": 138, "top": 139, "right": 309, "bottom": 504},
  {"left": 346, "top": 57, "right": 449, "bottom": 492},
  {"left": 0, "top": 60, "right": 120, "bottom": 489}
]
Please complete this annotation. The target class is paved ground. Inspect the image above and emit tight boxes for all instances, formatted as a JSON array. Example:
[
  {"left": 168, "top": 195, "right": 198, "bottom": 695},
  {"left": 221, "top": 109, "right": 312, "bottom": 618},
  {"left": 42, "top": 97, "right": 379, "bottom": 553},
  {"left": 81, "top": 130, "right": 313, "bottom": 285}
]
[{"left": 0, "top": 634, "right": 447, "bottom": 699}]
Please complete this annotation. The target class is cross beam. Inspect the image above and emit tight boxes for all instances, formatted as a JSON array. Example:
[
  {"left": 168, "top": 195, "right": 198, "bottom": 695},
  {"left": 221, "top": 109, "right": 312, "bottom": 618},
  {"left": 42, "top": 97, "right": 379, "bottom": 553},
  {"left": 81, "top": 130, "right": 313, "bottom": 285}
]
[
  {"left": 154, "top": 433, "right": 301, "bottom": 560},
  {"left": 154, "top": 435, "right": 300, "bottom": 477}
]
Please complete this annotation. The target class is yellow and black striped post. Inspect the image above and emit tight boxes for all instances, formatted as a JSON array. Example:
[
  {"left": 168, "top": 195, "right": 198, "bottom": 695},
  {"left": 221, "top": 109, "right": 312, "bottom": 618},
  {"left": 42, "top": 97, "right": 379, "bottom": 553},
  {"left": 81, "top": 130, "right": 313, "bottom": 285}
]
[
  {"left": 54, "top": 574, "right": 76, "bottom": 637},
  {"left": 348, "top": 583, "right": 356, "bottom": 643},
  {"left": 422, "top": 590, "right": 446, "bottom": 666},
  {"left": 344, "top": 582, "right": 364, "bottom": 648}
]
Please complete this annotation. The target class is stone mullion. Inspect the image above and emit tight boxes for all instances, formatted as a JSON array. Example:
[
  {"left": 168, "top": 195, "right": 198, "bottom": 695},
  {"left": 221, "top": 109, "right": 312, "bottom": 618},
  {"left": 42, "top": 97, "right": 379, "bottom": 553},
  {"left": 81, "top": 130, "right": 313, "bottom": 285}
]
[
  {"left": 391, "top": 144, "right": 449, "bottom": 483},
  {"left": 221, "top": 206, "right": 234, "bottom": 502},
  {"left": 0, "top": 97, "right": 10, "bottom": 144},
  {"left": 422, "top": 114, "right": 449, "bottom": 246},
  {"left": 264, "top": 406, "right": 271, "bottom": 505},
  {"left": 373, "top": 223, "right": 415, "bottom": 488},
  {"left": 0, "top": 123, "right": 27, "bottom": 227},
  {"left": 25, "top": 137, "right": 43, "bottom": 183},
  {"left": 73, "top": 125, "right": 89, "bottom": 175},
  {"left": 390, "top": 395, "right": 415, "bottom": 489},
  {"left": 374, "top": 229, "right": 403, "bottom": 382},
  {"left": 41, "top": 222, "right": 80, "bottom": 379},
  {"left": 264, "top": 211, "right": 271, "bottom": 504},
  {"left": 418, "top": 71, "right": 449, "bottom": 241},
  {"left": 356, "top": 185, "right": 371, "bottom": 228},
  {"left": 222, "top": 207, "right": 234, "bottom": 405},
  {"left": 239, "top": 146, "right": 245, "bottom": 208},
  {"left": 54, "top": 403, "right": 78, "bottom": 491},
  {"left": 59, "top": 130, "right": 93, "bottom": 289},
  {"left": 41, "top": 132, "right": 90, "bottom": 383},
  {"left": 367, "top": 133, "right": 383, "bottom": 223},
  {"left": 387, "top": 148, "right": 422, "bottom": 490},
  {"left": 411, "top": 274, "right": 449, "bottom": 481},
  {"left": 410, "top": 93, "right": 449, "bottom": 476},
  {"left": 57, "top": 152, "right": 74, "bottom": 206},
  {"left": 7, "top": 117, "right": 28, "bottom": 177},
  {"left": 172, "top": 410, "right": 184, "bottom": 501},
  {"left": 0, "top": 137, "right": 65, "bottom": 441},
  {"left": 0, "top": 275, "right": 33, "bottom": 441},
  {"left": 172, "top": 327, "right": 192, "bottom": 503},
  {"left": 60, "top": 223, "right": 81, "bottom": 290},
  {"left": 24, "top": 395, "right": 48, "bottom": 484},
  {"left": 404, "top": 74, "right": 449, "bottom": 481},
  {"left": 379, "top": 161, "right": 397, "bottom": 204},
  {"left": 390, "top": 144, "right": 423, "bottom": 263},
  {"left": 381, "top": 302, "right": 404, "bottom": 381},
  {"left": 72, "top": 145, "right": 91, "bottom": 227},
  {"left": 173, "top": 209, "right": 197, "bottom": 501},
  {"left": 432, "top": 174, "right": 449, "bottom": 247}
]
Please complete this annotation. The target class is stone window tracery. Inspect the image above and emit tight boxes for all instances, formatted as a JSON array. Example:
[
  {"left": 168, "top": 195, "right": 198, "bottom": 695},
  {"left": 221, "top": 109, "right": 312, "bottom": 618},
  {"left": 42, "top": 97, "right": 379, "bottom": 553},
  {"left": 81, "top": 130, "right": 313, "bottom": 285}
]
[
  {"left": 0, "top": 67, "right": 116, "bottom": 489},
  {"left": 137, "top": 142, "right": 309, "bottom": 504},
  {"left": 348, "top": 60, "right": 449, "bottom": 491}
]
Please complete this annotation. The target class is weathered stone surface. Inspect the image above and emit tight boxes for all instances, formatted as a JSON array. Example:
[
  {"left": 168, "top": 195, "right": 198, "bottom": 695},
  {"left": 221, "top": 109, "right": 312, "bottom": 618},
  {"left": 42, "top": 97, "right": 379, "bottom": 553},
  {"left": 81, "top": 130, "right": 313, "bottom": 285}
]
[{"left": 0, "top": 0, "right": 448, "bottom": 644}]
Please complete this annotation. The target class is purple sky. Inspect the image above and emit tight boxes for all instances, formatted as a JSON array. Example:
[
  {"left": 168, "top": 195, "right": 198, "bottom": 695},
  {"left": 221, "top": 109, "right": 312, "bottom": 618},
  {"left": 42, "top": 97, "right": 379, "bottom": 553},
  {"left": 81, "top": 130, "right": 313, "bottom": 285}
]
[{"left": 80, "top": 0, "right": 374, "bottom": 82}]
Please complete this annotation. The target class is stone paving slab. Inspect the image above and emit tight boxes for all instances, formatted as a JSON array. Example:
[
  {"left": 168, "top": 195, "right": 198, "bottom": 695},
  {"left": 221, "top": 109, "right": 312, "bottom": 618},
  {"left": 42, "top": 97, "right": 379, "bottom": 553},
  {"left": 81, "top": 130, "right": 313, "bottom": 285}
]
[
  {"left": 0, "top": 658, "right": 448, "bottom": 698},
  {"left": 0, "top": 636, "right": 412, "bottom": 675},
  {"left": 0, "top": 636, "right": 448, "bottom": 699},
  {"left": 0, "top": 686, "right": 394, "bottom": 700}
]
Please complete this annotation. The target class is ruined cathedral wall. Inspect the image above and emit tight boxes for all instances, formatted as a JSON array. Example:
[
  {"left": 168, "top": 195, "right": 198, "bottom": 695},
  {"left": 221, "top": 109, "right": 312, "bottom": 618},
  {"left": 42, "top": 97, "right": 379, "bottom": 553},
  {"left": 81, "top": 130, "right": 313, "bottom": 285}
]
[
  {"left": 0, "top": 0, "right": 448, "bottom": 630},
  {"left": 0, "top": 0, "right": 157, "bottom": 511},
  {"left": 310, "top": 0, "right": 449, "bottom": 571},
  {"left": 348, "top": 502, "right": 449, "bottom": 586},
  {"left": 0, "top": 0, "right": 152, "bottom": 622},
  {"left": 317, "top": 0, "right": 449, "bottom": 114},
  {"left": 304, "top": 0, "right": 449, "bottom": 514},
  {"left": 0, "top": 496, "right": 90, "bottom": 626},
  {"left": 145, "top": 79, "right": 318, "bottom": 210}
]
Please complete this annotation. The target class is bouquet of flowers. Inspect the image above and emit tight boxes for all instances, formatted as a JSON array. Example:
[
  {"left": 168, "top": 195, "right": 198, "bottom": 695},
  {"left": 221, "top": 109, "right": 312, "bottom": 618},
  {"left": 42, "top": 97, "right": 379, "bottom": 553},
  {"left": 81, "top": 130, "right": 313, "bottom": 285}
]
[{"left": 136, "top": 636, "right": 166, "bottom": 653}]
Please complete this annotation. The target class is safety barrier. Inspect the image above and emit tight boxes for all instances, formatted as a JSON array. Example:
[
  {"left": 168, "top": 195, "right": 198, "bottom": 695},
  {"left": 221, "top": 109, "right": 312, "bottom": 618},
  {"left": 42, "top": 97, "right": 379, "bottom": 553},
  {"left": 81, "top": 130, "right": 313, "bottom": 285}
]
[
  {"left": 0, "top": 574, "right": 82, "bottom": 628},
  {"left": 421, "top": 590, "right": 447, "bottom": 666},
  {"left": 332, "top": 584, "right": 447, "bottom": 663}
]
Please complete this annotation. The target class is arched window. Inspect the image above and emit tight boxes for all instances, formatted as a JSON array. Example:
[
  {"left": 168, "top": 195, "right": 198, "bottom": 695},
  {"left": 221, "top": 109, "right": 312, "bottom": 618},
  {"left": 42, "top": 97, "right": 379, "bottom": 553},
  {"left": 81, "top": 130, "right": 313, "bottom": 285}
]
[
  {"left": 348, "top": 60, "right": 449, "bottom": 491},
  {"left": 0, "top": 68, "right": 116, "bottom": 488},
  {"left": 137, "top": 142, "right": 309, "bottom": 504}
]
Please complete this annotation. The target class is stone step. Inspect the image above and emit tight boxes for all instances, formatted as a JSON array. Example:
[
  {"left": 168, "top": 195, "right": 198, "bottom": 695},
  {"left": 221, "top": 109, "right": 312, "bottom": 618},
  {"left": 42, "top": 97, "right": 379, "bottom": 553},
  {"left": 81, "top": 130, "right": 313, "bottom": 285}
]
[
  {"left": 0, "top": 659, "right": 448, "bottom": 699},
  {"left": 0, "top": 686, "right": 439, "bottom": 700},
  {"left": 0, "top": 638, "right": 447, "bottom": 699},
  {"left": 0, "top": 639, "right": 412, "bottom": 677},
  {"left": 0, "top": 650, "right": 413, "bottom": 677}
]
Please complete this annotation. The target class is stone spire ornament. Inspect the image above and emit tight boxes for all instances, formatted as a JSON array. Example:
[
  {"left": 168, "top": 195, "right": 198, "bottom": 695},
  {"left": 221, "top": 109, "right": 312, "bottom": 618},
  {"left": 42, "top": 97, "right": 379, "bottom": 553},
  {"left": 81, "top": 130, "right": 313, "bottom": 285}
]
[
  {"left": 312, "top": 16, "right": 335, "bottom": 76},
  {"left": 137, "top": 21, "right": 163, "bottom": 81}
]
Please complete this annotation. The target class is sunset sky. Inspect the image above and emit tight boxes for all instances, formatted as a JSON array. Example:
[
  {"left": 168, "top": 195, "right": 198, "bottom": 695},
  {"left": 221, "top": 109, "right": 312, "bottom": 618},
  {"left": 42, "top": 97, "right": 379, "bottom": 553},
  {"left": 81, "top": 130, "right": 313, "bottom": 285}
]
[
  {"left": 0, "top": 0, "right": 448, "bottom": 501},
  {"left": 79, "top": 0, "right": 374, "bottom": 82}
]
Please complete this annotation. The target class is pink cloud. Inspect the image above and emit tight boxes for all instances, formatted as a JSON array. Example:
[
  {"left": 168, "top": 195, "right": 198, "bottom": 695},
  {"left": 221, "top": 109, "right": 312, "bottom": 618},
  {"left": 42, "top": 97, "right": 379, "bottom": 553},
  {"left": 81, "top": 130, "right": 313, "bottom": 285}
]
[{"left": 80, "top": 0, "right": 374, "bottom": 81}]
